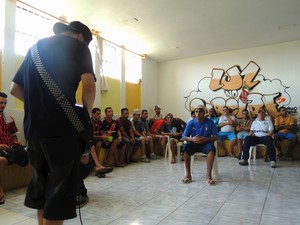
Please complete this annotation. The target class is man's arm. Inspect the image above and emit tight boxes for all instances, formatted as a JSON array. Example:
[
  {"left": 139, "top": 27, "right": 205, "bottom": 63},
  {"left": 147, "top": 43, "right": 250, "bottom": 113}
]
[
  {"left": 10, "top": 82, "right": 24, "bottom": 102},
  {"left": 81, "top": 73, "right": 95, "bottom": 114},
  {"left": 11, "top": 135, "right": 20, "bottom": 145}
]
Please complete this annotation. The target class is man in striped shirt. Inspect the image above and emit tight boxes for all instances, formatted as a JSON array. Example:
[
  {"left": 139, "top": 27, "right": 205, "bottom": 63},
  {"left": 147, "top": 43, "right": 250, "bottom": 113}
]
[{"left": 0, "top": 92, "right": 20, "bottom": 205}]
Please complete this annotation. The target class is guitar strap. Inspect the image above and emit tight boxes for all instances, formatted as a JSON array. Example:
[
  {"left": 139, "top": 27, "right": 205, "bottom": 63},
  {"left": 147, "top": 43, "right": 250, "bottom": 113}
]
[{"left": 30, "top": 43, "right": 93, "bottom": 152}]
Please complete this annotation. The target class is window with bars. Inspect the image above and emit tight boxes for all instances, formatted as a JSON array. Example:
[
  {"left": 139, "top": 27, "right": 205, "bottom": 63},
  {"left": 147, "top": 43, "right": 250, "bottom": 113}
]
[
  {"left": 102, "top": 40, "right": 142, "bottom": 83},
  {"left": 102, "top": 40, "right": 121, "bottom": 80},
  {"left": 15, "top": 2, "right": 58, "bottom": 55},
  {"left": 125, "top": 51, "right": 142, "bottom": 84},
  {"left": 15, "top": 2, "right": 142, "bottom": 84}
]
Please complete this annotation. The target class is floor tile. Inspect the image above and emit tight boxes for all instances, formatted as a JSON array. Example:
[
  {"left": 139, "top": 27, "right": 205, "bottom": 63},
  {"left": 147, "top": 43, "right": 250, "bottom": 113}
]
[{"left": 1, "top": 157, "right": 299, "bottom": 225}]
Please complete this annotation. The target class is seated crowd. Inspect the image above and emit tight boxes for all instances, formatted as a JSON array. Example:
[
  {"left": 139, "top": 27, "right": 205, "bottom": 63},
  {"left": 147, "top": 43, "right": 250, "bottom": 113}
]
[{"left": 1, "top": 99, "right": 299, "bottom": 207}]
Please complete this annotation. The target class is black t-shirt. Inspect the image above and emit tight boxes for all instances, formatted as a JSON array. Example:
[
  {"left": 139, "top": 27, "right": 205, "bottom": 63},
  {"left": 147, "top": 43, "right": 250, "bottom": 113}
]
[
  {"left": 161, "top": 119, "right": 183, "bottom": 139},
  {"left": 100, "top": 119, "right": 119, "bottom": 139},
  {"left": 116, "top": 117, "right": 132, "bottom": 137},
  {"left": 12, "top": 34, "right": 95, "bottom": 139}
]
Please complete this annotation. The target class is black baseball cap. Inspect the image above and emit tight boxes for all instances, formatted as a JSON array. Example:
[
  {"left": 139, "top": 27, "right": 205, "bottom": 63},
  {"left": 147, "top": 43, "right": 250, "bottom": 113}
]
[{"left": 53, "top": 21, "right": 92, "bottom": 44}]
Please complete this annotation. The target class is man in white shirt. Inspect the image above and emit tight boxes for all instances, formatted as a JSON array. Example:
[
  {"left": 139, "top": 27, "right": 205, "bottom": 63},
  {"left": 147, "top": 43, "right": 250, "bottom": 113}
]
[
  {"left": 239, "top": 108, "right": 277, "bottom": 167},
  {"left": 217, "top": 106, "right": 237, "bottom": 156}
]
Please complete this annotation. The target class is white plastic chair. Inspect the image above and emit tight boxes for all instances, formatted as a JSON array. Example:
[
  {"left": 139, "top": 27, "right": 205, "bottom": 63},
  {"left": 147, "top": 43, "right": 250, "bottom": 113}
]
[
  {"left": 165, "top": 136, "right": 183, "bottom": 162},
  {"left": 248, "top": 144, "right": 266, "bottom": 164},
  {"left": 185, "top": 141, "right": 219, "bottom": 177}
]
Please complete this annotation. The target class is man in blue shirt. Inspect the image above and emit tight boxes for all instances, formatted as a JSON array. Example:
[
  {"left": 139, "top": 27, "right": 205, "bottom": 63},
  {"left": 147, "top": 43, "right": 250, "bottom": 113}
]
[{"left": 181, "top": 105, "right": 218, "bottom": 184}]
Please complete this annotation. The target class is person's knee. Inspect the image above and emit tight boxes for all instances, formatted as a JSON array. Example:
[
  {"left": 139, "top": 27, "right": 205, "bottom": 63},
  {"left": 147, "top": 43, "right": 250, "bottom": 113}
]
[
  {"left": 0, "top": 157, "right": 8, "bottom": 169},
  {"left": 208, "top": 148, "right": 215, "bottom": 156},
  {"left": 274, "top": 135, "right": 281, "bottom": 142},
  {"left": 183, "top": 151, "right": 190, "bottom": 160}
]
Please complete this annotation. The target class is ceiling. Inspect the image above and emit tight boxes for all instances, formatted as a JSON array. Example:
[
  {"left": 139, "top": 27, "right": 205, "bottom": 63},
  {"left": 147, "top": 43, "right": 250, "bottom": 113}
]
[{"left": 21, "top": 0, "right": 300, "bottom": 62}]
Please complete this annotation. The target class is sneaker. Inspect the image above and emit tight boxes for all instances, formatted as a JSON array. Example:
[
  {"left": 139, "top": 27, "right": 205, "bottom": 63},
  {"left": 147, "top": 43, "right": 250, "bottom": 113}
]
[
  {"left": 76, "top": 195, "right": 89, "bottom": 208},
  {"left": 141, "top": 155, "right": 150, "bottom": 163},
  {"left": 239, "top": 160, "right": 249, "bottom": 166},
  {"left": 270, "top": 161, "right": 277, "bottom": 168},
  {"left": 150, "top": 153, "right": 157, "bottom": 159}
]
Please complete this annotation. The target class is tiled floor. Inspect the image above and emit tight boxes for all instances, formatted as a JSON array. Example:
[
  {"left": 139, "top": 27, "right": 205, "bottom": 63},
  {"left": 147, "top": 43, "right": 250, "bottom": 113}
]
[{"left": 1, "top": 156, "right": 300, "bottom": 225}]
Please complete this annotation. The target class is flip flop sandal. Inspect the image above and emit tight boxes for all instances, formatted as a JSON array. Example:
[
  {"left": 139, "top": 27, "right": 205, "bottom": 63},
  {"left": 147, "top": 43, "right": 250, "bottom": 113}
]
[
  {"left": 115, "top": 163, "right": 126, "bottom": 167},
  {"left": 96, "top": 174, "right": 106, "bottom": 178},
  {"left": 95, "top": 167, "right": 114, "bottom": 176},
  {"left": 206, "top": 179, "right": 216, "bottom": 185},
  {"left": 171, "top": 158, "right": 177, "bottom": 164},
  {"left": 181, "top": 177, "right": 192, "bottom": 184}
]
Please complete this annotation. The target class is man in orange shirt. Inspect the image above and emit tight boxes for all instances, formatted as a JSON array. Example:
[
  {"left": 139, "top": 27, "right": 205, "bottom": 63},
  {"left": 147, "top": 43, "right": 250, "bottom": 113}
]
[{"left": 274, "top": 106, "right": 297, "bottom": 159}]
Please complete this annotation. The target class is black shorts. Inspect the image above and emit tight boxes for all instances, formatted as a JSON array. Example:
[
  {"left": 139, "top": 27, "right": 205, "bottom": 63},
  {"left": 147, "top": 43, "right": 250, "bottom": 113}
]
[{"left": 24, "top": 135, "right": 81, "bottom": 220}]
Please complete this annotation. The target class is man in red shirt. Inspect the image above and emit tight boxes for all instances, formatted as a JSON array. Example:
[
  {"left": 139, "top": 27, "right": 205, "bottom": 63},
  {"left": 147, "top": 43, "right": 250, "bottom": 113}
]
[
  {"left": 90, "top": 107, "right": 113, "bottom": 175},
  {"left": 0, "top": 92, "right": 20, "bottom": 205}
]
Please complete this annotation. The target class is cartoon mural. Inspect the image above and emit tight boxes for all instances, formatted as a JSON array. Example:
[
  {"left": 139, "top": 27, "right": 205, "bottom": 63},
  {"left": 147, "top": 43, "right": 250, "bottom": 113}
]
[{"left": 184, "top": 61, "right": 295, "bottom": 119}]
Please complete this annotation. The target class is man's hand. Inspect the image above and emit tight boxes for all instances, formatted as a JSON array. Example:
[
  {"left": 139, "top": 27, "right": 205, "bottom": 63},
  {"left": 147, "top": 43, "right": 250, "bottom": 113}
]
[
  {"left": 116, "top": 136, "right": 122, "bottom": 143},
  {"left": 192, "top": 136, "right": 207, "bottom": 144},
  {"left": 0, "top": 144, "right": 10, "bottom": 152},
  {"left": 102, "top": 135, "right": 109, "bottom": 142},
  {"left": 80, "top": 154, "right": 89, "bottom": 165}
]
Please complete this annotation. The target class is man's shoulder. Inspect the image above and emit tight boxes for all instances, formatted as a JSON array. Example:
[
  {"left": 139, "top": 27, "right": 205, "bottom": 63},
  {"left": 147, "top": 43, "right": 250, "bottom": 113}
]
[
  {"left": 204, "top": 117, "right": 216, "bottom": 125},
  {"left": 102, "top": 119, "right": 116, "bottom": 124}
]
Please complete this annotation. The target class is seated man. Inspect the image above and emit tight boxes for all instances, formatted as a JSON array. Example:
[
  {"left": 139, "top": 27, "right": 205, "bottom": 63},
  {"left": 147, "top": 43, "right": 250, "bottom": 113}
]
[
  {"left": 236, "top": 109, "right": 253, "bottom": 159},
  {"left": 132, "top": 109, "right": 157, "bottom": 160},
  {"left": 206, "top": 107, "right": 219, "bottom": 127},
  {"left": 149, "top": 119, "right": 165, "bottom": 136},
  {"left": 117, "top": 108, "right": 146, "bottom": 163},
  {"left": 160, "top": 113, "right": 183, "bottom": 163},
  {"left": 0, "top": 92, "right": 22, "bottom": 204},
  {"left": 141, "top": 109, "right": 163, "bottom": 157},
  {"left": 181, "top": 105, "right": 218, "bottom": 185},
  {"left": 187, "top": 109, "right": 196, "bottom": 123},
  {"left": 217, "top": 106, "right": 237, "bottom": 156},
  {"left": 90, "top": 107, "right": 113, "bottom": 177},
  {"left": 101, "top": 107, "right": 126, "bottom": 167},
  {"left": 239, "top": 108, "right": 277, "bottom": 168},
  {"left": 274, "top": 106, "right": 297, "bottom": 159}
]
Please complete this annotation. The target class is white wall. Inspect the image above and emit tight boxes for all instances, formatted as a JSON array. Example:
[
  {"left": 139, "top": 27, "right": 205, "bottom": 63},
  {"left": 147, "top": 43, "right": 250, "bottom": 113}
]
[
  {"left": 158, "top": 40, "right": 300, "bottom": 121},
  {"left": 141, "top": 58, "right": 159, "bottom": 116},
  {"left": 3, "top": 0, "right": 26, "bottom": 144}
]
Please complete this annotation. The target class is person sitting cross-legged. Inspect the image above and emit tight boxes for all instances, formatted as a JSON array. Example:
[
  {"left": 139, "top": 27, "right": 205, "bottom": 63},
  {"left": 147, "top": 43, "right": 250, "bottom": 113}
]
[
  {"left": 239, "top": 108, "right": 277, "bottom": 168},
  {"left": 90, "top": 107, "right": 113, "bottom": 177},
  {"left": 181, "top": 105, "right": 218, "bottom": 185}
]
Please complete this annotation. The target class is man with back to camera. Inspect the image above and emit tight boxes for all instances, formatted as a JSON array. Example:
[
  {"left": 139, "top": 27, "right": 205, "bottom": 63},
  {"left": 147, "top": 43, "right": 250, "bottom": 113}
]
[{"left": 10, "top": 21, "right": 96, "bottom": 225}]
